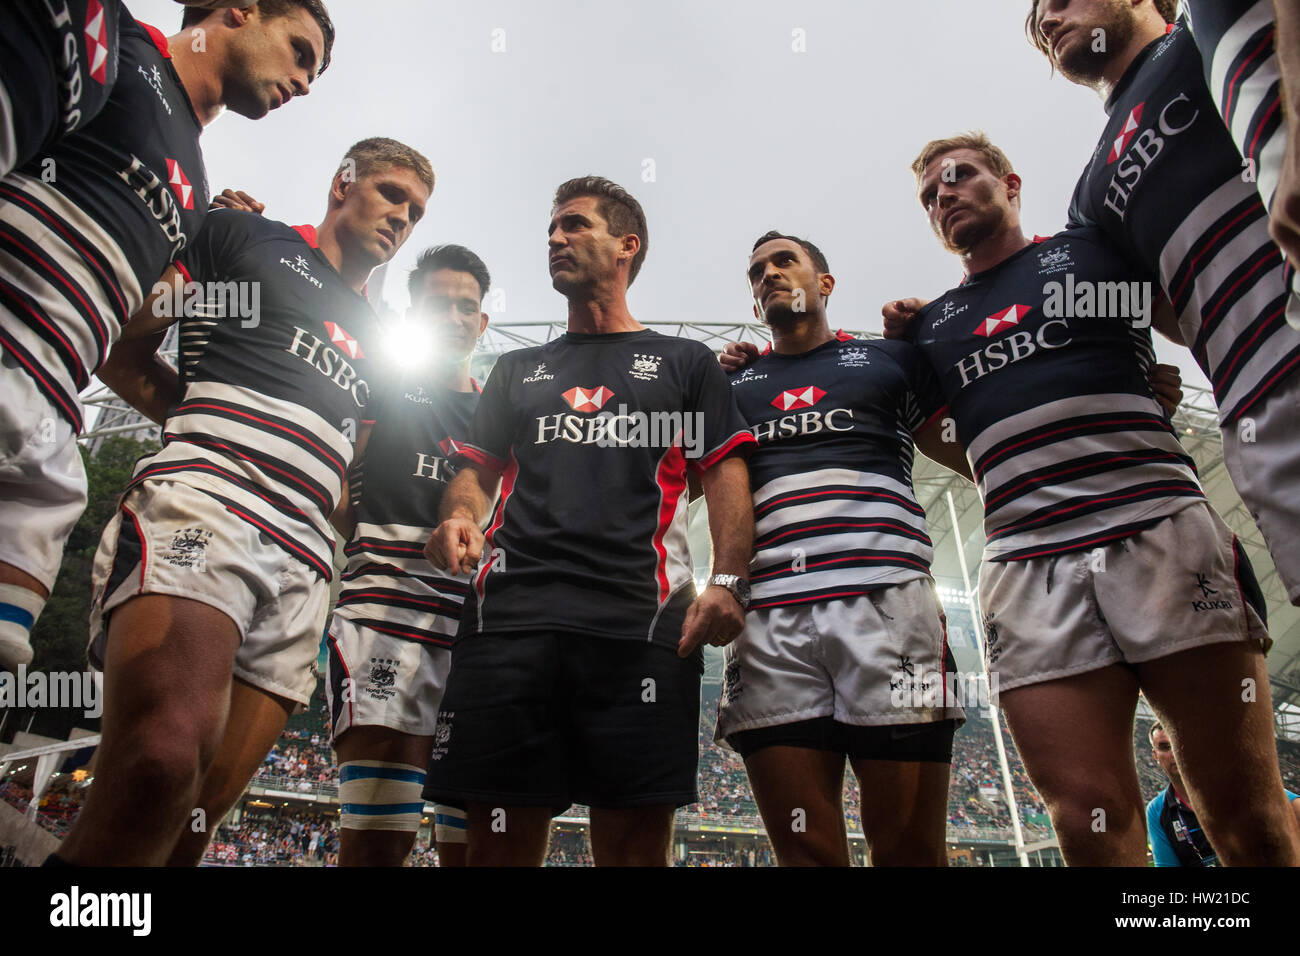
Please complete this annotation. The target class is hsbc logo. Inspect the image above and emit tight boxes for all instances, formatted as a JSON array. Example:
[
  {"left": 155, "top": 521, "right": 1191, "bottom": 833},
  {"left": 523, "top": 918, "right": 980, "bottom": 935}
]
[
  {"left": 1106, "top": 103, "right": 1144, "bottom": 164},
  {"left": 562, "top": 385, "right": 615, "bottom": 413},
  {"left": 771, "top": 386, "right": 825, "bottom": 411},
  {"left": 324, "top": 321, "right": 364, "bottom": 360},
  {"left": 166, "top": 159, "right": 194, "bottom": 210},
  {"left": 955, "top": 320, "right": 1073, "bottom": 387},
  {"left": 974, "top": 305, "right": 1031, "bottom": 338},
  {"left": 285, "top": 326, "right": 371, "bottom": 408},
  {"left": 117, "top": 154, "right": 190, "bottom": 258},
  {"left": 1101, "top": 92, "right": 1200, "bottom": 220},
  {"left": 85, "top": 0, "right": 109, "bottom": 84},
  {"left": 751, "top": 407, "right": 854, "bottom": 443}
]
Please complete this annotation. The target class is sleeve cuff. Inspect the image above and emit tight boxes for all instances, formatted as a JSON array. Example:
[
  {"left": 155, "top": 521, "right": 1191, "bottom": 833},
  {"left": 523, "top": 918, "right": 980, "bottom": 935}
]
[
  {"left": 691, "top": 430, "right": 758, "bottom": 474},
  {"left": 447, "top": 438, "right": 506, "bottom": 475}
]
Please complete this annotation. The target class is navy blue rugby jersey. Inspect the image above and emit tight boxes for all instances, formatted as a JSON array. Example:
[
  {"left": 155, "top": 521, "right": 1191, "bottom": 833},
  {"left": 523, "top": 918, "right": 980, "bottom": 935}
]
[
  {"left": 129, "top": 212, "right": 380, "bottom": 581},
  {"left": 0, "top": 8, "right": 207, "bottom": 431},
  {"left": 1, "top": 0, "right": 121, "bottom": 174},
  {"left": 1068, "top": 17, "right": 1299, "bottom": 424},
  {"left": 730, "top": 335, "right": 943, "bottom": 609},
  {"left": 333, "top": 378, "right": 480, "bottom": 647},
  {"left": 451, "top": 329, "right": 756, "bottom": 647},
  {"left": 906, "top": 228, "right": 1205, "bottom": 562}
]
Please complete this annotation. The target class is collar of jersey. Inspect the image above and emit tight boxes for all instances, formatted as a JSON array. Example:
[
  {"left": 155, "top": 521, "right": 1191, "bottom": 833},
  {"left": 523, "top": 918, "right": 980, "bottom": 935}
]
[
  {"left": 958, "top": 235, "right": 1051, "bottom": 287},
  {"left": 1104, "top": 20, "right": 1179, "bottom": 116},
  {"left": 759, "top": 328, "right": 853, "bottom": 357},
  {"left": 293, "top": 224, "right": 321, "bottom": 248},
  {"left": 561, "top": 328, "right": 653, "bottom": 343},
  {"left": 137, "top": 20, "right": 205, "bottom": 130}
]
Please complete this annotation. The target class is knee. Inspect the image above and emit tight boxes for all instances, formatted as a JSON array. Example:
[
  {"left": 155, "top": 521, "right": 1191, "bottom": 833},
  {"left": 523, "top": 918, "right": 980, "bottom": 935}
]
[
  {"left": 1199, "top": 801, "right": 1299, "bottom": 865},
  {"left": 113, "top": 727, "right": 205, "bottom": 799}
]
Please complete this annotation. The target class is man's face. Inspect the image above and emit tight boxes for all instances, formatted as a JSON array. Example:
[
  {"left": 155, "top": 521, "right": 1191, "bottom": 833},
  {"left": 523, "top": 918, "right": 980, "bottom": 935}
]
[
  {"left": 335, "top": 165, "right": 430, "bottom": 269},
  {"left": 1032, "top": 0, "right": 1140, "bottom": 85},
  {"left": 917, "top": 148, "right": 1016, "bottom": 255},
  {"left": 410, "top": 268, "right": 488, "bottom": 363},
  {"left": 222, "top": 6, "right": 326, "bottom": 119},
  {"left": 1151, "top": 728, "right": 1181, "bottom": 784},
  {"left": 547, "top": 195, "right": 631, "bottom": 296},
  {"left": 748, "top": 239, "right": 823, "bottom": 325}
]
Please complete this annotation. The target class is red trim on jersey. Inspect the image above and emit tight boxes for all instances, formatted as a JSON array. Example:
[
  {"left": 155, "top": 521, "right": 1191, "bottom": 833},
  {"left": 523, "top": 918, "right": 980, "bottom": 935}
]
[
  {"left": 173, "top": 259, "right": 193, "bottom": 284},
  {"left": 692, "top": 430, "right": 757, "bottom": 475},
  {"left": 451, "top": 441, "right": 507, "bottom": 475},
  {"left": 1224, "top": 29, "right": 1276, "bottom": 124},
  {"left": 292, "top": 225, "right": 320, "bottom": 248},
  {"left": 474, "top": 451, "right": 518, "bottom": 612},
  {"left": 759, "top": 329, "right": 854, "bottom": 357},
  {"left": 139, "top": 22, "right": 172, "bottom": 58},
  {"left": 991, "top": 485, "right": 1202, "bottom": 542},
  {"left": 122, "top": 504, "right": 148, "bottom": 594},
  {"left": 651, "top": 445, "right": 688, "bottom": 603},
  {"left": 913, "top": 404, "right": 949, "bottom": 436}
]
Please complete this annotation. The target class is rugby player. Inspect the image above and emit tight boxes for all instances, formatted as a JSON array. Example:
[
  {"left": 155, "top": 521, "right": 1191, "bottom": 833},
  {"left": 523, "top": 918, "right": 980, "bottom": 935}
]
[
  {"left": 889, "top": 132, "right": 1299, "bottom": 866},
  {"left": 0, "top": 1, "right": 248, "bottom": 179},
  {"left": 325, "top": 244, "right": 491, "bottom": 867},
  {"left": 1180, "top": 0, "right": 1300, "bottom": 285},
  {"left": 0, "top": 1, "right": 333, "bottom": 673},
  {"left": 423, "top": 176, "right": 757, "bottom": 866},
  {"left": 716, "top": 230, "right": 968, "bottom": 866},
  {"left": 48, "top": 137, "right": 431, "bottom": 866},
  {"left": 1021, "top": 0, "right": 1300, "bottom": 605}
]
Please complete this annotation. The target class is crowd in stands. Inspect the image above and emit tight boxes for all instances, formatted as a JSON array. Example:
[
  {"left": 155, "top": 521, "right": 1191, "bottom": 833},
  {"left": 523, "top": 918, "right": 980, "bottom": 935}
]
[{"left": 204, "top": 809, "right": 339, "bottom": 866}]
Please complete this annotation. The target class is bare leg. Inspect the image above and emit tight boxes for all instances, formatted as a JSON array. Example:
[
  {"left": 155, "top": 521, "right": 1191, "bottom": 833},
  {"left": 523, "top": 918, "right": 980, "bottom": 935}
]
[
  {"left": 334, "top": 724, "right": 434, "bottom": 867},
  {"left": 743, "top": 746, "right": 850, "bottom": 866},
  {"left": 851, "top": 757, "right": 951, "bottom": 866},
  {"left": 997, "top": 665, "right": 1148, "bottom": 866},
  {"left": 465, "top": 802, "right": 551, "bottom": 866},
  {"left": 589, "top": 804, "right": 676, "bottom": 866}
]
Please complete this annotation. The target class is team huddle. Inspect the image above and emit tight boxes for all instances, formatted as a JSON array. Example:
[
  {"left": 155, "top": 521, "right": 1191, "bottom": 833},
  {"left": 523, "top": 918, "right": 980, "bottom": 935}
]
[{"left": 2, "top": 0, "right": 1299, "bottom": 867}]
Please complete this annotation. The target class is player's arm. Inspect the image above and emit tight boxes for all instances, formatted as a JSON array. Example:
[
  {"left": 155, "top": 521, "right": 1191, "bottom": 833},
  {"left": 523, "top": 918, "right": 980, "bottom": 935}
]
[
  {"left": 425, "top": 462, "right": 500, "bottom": 576},
  {"left": 1269, "top": 0, "right": 1300, "bottom": 267},
  {"left": 1147, "top": 363, "right": 1183, "bottom": 417},
  {"left": 914, "top": 415, "right": 973, "bottom": 481},
  {"left": 680, "top": 455, "right": 754, "bottom": 659},
  {"left": 330, "top": 421, "right": 372, "bottom": 539},
  {"left": 1150, "top": 291, "right": 1184, "bottom": 346},
  {"left": 97, "top": 266, "right": 186, "bottom": 425}
]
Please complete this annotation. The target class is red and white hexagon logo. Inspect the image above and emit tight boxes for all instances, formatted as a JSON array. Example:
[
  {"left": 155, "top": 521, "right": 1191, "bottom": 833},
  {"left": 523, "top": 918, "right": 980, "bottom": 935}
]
[
  {"left": 562, "top": 386, "right": 615, "bottom": 413},
  {"left": 324, "top": 321, "right": 365, "bottom": 360},
  {"left": 770, "top": 386, "right": 826, "bottom": 411},
  {"left": 85, "top": 0, "right": 109, "bottom": 84},
  {"left": 974, "top": 304, "right": 1032, "bottom": 338},
  {"left": 1106, "top": 102, "right": 1145, "bottom": 164},
  {"left": 166, "top": 158, "right": 194, "bottom": 210}
]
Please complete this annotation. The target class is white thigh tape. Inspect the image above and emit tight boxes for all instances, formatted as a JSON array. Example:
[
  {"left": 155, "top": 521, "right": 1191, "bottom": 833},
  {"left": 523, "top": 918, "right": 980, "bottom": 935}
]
[{"left": 338, "top": 761, "right": 427, "bottom": 832}]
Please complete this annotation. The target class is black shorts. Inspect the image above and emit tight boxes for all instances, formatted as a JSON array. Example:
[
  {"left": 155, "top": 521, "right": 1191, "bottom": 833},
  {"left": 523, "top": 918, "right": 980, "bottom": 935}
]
[
  {"left": 728, "top": 717, "right": 956, "bottom": 763},
  {"left": 423, "top": 631, "right": 704, "bottom": 812}
]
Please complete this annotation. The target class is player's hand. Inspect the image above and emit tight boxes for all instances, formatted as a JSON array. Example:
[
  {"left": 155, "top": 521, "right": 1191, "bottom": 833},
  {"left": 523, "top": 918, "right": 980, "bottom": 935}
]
[
  {"left": 211, "top": 189, "right": 266, "bottom": 214},
  {"left": 424, "top": 518, "right": 484, "bottom": 575},
  {"left": 882, "top": 297, "right": 928, "bottom": 339},
  {"left": 1270, "top": 126, "right": 1300, "bottom": 272},
  {"left": 678, "top": 585, "right": 745, "bottom": 658},
  {"left": 1147, "top": 363, "right": 1183, "bottom": 417},
  {"left": 719, "top": 341, "right": 761, "bottom": 373}
]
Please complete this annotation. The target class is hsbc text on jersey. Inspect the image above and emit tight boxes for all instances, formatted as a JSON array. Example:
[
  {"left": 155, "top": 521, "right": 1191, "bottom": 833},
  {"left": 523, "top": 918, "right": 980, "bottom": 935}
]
[
  {"left": 285, "top": 326, "right": 371, "bottom": 409},
  {"left": 954, "top": 319, "right": 1072, "bottom": 387},
  {"left": 534, "top": 406, "right": 706, "bottom": 456},
  {"left": 1101, "top": 93, "right": 1199, "bottom": 220},
  {"left": 117, "top": 152, "right": 189, "bottom": 258},
  {"left": 749, "top": 407, "right": 855, "bottom": 442}
]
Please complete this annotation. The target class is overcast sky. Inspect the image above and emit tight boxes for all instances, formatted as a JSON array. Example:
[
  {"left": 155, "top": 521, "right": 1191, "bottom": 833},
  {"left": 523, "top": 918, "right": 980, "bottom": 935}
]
[{"left": 131, "top": 0, "right": 1207, "bottom": 389}]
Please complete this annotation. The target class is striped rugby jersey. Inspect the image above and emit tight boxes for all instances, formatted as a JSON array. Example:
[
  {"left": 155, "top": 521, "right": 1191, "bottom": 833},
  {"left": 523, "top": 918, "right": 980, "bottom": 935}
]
[
  {"left": 451, "top": 330, "right": 756, "bottom": 648},
  {"left": 730, "top": 336, "right": 942, "bottom": 609},
  {"left": 1, "top": 0, "right": 122, "bottom": 175},
  {"left": 907, "top": 228, "right": 1205, "bottom": 562},
  {"left": 333, "top": 379, "right": 479, "bottom": 647},
  {"left": 0, "top": 9, "right": 207, "bottom": 432},
  {"left": 1068, "top": 16, "right": 1300, "bottom": 423},
  {"left": 128, "top": 211, "right": 379, "bottom": 581},
  {"left": 1184, "top": 0, "right": 1298, "bottom": 314}
]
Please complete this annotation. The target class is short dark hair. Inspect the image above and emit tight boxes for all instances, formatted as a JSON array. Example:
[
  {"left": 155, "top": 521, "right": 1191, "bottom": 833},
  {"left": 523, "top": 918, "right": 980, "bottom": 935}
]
[
  {"left": 408, "top": 244, "right": 492, "bottom": 302},
  {"left": 183, "top": 1, "right": 336, "bottom": 78},
  {"left": 750, "top": 230, "right": 830, "bottom": 274},
  {"left": 1025, "top": 0, "right": 1178, "bottom": 60},
  {"left": 552, "top": 176, "right": 649, "bottom": 285},
  {"left": 1149, "top": 721, "right": 1164, "bottom": 744},
  {"left": 339, "top": 137, "right": 434, "bottom": 196}
]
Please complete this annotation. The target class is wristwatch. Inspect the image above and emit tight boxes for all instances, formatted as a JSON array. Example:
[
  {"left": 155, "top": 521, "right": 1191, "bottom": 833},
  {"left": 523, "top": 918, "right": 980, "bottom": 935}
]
[{"left": 708, "top": 573, "right": 751, "bottom": 610}]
